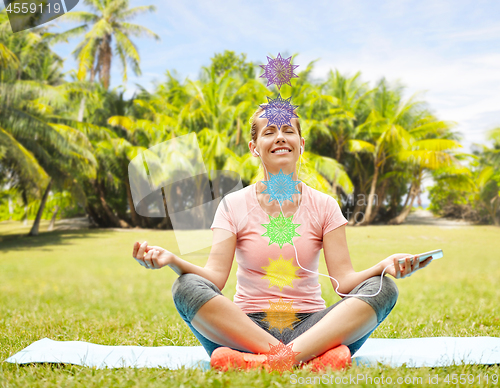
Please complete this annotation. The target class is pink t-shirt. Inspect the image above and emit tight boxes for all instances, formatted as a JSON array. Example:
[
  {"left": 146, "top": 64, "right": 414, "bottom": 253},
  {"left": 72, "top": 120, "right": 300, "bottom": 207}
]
[{"left": 211, "top": 182, "right": 348, "bottom": 314}]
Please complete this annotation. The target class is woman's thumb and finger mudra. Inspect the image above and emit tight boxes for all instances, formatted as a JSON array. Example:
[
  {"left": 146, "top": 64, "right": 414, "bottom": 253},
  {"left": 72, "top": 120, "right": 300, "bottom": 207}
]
[{"left": 132, "top": 241, "right": 171, "bottom": 270}]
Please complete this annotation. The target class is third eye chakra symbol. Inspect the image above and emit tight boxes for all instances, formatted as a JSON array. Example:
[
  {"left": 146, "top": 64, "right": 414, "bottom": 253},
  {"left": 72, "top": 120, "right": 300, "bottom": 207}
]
[
  {"left": 259, "top": 53, "right": 299, "bottom": 90},
  {"left": 259, "top": 94, "right": 299, "bottom": 131}
]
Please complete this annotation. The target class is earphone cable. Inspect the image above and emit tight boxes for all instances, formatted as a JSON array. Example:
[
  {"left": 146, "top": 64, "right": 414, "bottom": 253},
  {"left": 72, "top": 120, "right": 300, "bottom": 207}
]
[{"left": 256, "top": 150, "right": 396, "bottom": 298}]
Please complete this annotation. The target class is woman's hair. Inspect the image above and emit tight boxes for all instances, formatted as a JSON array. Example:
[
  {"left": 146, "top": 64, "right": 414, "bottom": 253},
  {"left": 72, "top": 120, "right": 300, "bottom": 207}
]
[{"left": 249, "top": 105, "right": 302, "bottom": 143}]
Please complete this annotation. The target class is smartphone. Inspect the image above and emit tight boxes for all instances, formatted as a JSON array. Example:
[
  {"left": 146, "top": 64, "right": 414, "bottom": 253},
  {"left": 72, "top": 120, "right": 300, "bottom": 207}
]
[{"left": 398, "top": 249, "right": 443, "bottom": 264}]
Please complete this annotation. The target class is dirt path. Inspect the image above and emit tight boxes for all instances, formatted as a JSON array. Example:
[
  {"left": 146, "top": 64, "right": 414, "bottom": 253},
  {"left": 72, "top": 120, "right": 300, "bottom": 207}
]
[
  {"left": 403, "top": 209, "right": 473, "bottom": 227},
  {"left": 51, "top": 217, "right": 92, "bottom": 230}
]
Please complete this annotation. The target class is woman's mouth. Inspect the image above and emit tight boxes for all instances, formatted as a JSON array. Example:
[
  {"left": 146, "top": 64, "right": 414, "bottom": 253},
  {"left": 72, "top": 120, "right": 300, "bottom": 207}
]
[{"left": 271, "top": 148, "right": 292, "bottom": 154}]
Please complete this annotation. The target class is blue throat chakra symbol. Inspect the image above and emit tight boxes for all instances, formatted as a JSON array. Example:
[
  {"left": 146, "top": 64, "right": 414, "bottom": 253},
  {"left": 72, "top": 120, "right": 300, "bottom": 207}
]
[
  {"left": 262, "top": 169, "right": 301, "bottom": 204},
  {"left": 259, "top": 53, "right": 299, "bottom": 90},
  {"left": 259, "top": 94, "right": 299, "bottom": 130}
]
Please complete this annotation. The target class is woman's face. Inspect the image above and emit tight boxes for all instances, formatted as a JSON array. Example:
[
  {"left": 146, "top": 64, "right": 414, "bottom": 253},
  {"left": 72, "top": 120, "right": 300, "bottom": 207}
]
[{"left": 250, "top": 116, "right": 304, "bottom": 170}]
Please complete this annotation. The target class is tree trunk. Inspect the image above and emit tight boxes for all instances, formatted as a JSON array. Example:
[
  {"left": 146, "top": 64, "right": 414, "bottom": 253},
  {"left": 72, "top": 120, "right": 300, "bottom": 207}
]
[
  {"left": 8, "top": 197, "right": 13, "bottom": 220},
  {"left": 86, "top": 202, "right": 106, "bottom": 227},
  {"left": 48, "top": 205, "right": 59, "bottom": 231},
  {"left": 358, "top": 162, "right": 379, "bottom": 225},
  {"left": 94, "top": 180, "right": 130, "bottom": 228},
  {"left": 400, "top": 183, "right": 412, "bottom": 210},
  {"left": 28, "top": 179, "right": 52, "bottom": 236},
  {"left": 78, "top": 97, "right": 86, "bottom": 122},
  {"left": 367, "top": 180, "right": 388, "bottom": 224},
  {"left": 78, "top": 58, "right": 95, "bottom": 122},
  {"left": 348, "top": 190, "right": 365, "bottom": 225},
  {"left": 490, "top": 196, "right": 500, "bottom": 226},
  {"left": 236, "top": 118, "right": 241, "bottom": 145},
  {"left": 335, "top": 135, "right": 344, "bottom": 162},
  {"left": 125, "top": 181, "right": 140, "bottom": 227},
  {"left": 101, "top": 35, "right": 112, "bottom": 89},
  {"left": 388, "top": 184, "right": 419, "bottom": 225},
  {"left": 157, "top": 187, "right": 173, "bottom": 229}
]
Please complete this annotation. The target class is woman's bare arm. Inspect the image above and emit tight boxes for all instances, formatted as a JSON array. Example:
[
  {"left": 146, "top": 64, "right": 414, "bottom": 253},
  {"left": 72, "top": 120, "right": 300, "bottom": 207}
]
[
  {"left": 322, "top": 225, "right": 432, "bottom": 295},
  {"left": 133, "top": 228, "right": 236, "bottom": 290}
]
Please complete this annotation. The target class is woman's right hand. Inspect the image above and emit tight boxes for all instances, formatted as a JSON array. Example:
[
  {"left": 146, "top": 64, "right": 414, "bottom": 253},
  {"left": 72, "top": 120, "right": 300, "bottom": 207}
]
[{"left": 132, "top": 241, "right": 175, "bottom": 270}]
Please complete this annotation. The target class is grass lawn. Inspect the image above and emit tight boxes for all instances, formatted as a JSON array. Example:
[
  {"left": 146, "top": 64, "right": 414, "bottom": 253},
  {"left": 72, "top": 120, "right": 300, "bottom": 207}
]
[{"left": 1, "top": 222, "right": 499, "bottom": 387}]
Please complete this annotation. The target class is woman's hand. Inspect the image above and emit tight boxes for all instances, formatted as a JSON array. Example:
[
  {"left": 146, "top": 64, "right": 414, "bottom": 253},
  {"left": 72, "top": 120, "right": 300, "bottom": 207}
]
[
  {"left": 132, "top": 241, "right": 175, "bottom": 270},
  {"left": 379, "top": 253, "right": 433, "bottom": 279}
]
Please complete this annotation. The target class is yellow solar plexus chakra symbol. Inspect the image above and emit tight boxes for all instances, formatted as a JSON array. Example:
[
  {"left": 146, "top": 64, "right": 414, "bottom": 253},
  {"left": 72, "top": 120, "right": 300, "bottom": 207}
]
[
  {"left": 263, "top": 298, "right": 300, "bottom": 333},
  {"left": 261, "top": 255, "right": 300, "bottom": 291}
]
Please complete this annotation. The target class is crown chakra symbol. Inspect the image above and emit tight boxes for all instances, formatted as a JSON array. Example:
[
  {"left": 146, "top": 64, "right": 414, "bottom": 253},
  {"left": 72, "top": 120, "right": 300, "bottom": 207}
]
[
  {"left": 260, "top": 53, "right": 299, "bottom": 90},
  {"left": 259, "top": 94, "right": 299, "bottom": 131}
]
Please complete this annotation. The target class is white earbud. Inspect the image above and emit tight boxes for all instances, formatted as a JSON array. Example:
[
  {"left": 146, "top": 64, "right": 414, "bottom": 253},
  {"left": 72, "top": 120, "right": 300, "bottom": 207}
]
[
  {"left": 254, "top": 150, "right": 260, "bottom": 156},
  {"left": 300, "top": 146, "right": 303, "bottom": 154}
]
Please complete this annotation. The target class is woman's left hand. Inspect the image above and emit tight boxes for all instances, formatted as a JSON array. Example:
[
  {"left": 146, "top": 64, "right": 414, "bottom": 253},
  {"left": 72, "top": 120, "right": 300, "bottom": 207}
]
[{"left": 379, "top": 253, "right": 433, "bottom": 279}]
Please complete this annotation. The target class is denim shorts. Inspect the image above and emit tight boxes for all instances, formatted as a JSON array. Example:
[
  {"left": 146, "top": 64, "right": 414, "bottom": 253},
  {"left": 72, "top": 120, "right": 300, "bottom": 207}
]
[{"left": 172, "top": 273, "right": 398, "bottom": 356}]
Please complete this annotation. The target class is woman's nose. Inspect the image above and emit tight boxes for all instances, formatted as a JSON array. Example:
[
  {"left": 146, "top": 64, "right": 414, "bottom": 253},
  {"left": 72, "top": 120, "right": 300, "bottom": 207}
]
[{"left": 275, "top": 128, "right": 286, "bottom": 141}]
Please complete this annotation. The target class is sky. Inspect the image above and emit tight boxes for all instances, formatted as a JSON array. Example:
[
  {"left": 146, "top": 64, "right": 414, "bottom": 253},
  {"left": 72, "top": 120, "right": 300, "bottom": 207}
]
[
  {"left": 8, "top": 0, "right": 499, "bottom": 202},
  {"left": 45, "top": 0, "right": 500, "bottom": 154}
]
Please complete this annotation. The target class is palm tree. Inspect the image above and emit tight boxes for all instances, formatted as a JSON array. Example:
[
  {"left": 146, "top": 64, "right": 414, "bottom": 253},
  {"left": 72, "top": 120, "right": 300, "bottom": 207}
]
[
  {"left": 387, "top": 136, "right": 464, "bottom": 224},
  {"left": 0, "top": 16, "right": 97, "bottom": 235},
  {"left": 319, "top": 70, "right": 373, "bottom": 163},
  {"left": 470, "top": 127, "right": 500, "bottom": 225},
  {"left": 349, "top": 79, "right": 461, "bottom": 225},
  {"left": 0, "top": 81, "right": 97, "bottom": 235},
  {"left": 58, "top": 0, "right": 159, "bottom": 89},
  {"left": 55, "top": 0, "right": 159, "bottom": 122}
]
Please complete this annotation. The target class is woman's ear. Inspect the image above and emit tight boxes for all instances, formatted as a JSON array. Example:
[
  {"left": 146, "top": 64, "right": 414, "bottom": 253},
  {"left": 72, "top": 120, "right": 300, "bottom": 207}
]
[{"left": 249, "top": 140, "right": 258, "bottom": 157}]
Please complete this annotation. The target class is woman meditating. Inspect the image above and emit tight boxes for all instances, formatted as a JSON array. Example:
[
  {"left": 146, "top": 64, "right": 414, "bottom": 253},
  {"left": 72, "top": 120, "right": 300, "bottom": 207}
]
[{"left": 132, "top": 107, "right": 433, "bottom": 371}]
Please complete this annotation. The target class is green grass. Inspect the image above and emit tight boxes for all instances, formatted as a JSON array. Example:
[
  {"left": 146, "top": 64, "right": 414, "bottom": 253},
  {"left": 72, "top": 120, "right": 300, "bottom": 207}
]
[{"left": 1, "top": 222, "right": 499, "bottom": 387}]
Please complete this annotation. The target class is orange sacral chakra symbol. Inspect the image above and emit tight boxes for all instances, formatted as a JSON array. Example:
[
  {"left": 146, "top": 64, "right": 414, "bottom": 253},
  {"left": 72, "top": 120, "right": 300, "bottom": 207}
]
[{"left": 263, "top": 298, "right": 299, "bottom": 333}]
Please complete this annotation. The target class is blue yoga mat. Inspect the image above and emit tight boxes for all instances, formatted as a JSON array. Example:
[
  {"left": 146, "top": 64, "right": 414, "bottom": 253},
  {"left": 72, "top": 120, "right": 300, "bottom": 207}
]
[{"left": 5, "top": 337, "right": 500, "bottom": 369}]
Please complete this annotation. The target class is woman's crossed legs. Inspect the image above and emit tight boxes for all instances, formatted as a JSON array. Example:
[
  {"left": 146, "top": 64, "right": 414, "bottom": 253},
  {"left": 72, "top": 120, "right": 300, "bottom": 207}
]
[{"left": 172, "top": 273, "right": 398, "bottom": 364}]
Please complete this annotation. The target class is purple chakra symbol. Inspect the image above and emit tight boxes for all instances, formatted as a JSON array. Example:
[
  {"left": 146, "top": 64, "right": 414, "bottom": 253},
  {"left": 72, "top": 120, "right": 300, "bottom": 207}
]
[
  {"left": 260, "top": 53, "right": 299, "bottom": 90},
  {"left": 259, "top": 94, "right": 299, "bottom": 130}
]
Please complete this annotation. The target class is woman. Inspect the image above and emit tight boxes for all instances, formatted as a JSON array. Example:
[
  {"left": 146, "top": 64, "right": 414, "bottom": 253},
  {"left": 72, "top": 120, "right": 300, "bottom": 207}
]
[{"left": 132, "top": 107, "right": 433, "bottom": 371}]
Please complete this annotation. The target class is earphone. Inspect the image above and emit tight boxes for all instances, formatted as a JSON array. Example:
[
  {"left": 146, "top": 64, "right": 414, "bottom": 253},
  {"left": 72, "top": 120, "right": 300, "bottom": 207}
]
[{"left": 254, "top": 142, "right": 395, "bottom": 298}]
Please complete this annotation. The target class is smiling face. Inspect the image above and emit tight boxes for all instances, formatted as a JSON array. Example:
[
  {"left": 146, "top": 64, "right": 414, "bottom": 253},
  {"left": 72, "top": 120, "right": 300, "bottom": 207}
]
[{"left": 248, "top": 108, "right": 304, "bottom": 175}]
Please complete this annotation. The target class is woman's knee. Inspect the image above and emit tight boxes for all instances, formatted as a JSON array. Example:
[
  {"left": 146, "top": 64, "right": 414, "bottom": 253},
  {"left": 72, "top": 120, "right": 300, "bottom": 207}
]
[
  {"left": 354, "top": 275, "right": 399, "bottom": 323},
  {"left": 172, "top": 273, "right": 213, "bottom": 301},
  {"left": 172, "top": 273, "right": 199, "bottom": 299},
  {"left": 381, "top": 276, "right": 398, "bottom": 306},
  {"left": 372, "top": 275, "right": 398, "bottom": 322},
  {"left": 171, "top": 273, "right": 221, "bottom": 321}
]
